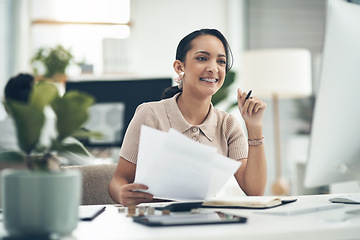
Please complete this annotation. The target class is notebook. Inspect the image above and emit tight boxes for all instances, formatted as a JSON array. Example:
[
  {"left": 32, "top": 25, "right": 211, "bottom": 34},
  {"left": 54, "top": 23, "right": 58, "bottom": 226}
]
[{"left": 202, "top": 196, "right": 297, "bottom": 209}]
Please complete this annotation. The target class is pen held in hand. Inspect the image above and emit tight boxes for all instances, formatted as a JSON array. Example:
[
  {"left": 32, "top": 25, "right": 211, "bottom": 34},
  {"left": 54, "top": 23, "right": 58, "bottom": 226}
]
[{"left": 245, "top": 90, "right": 253, "bottom": 102}]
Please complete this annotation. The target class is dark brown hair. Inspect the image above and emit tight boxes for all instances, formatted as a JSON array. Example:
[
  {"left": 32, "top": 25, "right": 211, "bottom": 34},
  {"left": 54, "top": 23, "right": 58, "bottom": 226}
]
[{"left": 5, "top": 73, "right": 34, "bottom": 102}]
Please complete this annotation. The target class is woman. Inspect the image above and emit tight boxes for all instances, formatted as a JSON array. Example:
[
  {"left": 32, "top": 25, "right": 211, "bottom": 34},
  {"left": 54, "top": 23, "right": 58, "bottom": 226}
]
[{"left": 109, "top": 29, "right": 267, "bottom": 206}]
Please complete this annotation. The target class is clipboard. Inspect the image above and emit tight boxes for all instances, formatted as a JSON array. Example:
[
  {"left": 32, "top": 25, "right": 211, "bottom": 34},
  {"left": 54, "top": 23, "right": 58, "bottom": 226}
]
[{"left": 133, "top": 211, "right": 247, "bottom": 227}]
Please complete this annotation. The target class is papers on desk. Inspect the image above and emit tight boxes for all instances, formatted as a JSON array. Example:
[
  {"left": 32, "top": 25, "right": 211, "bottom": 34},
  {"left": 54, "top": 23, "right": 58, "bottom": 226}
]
[
  {"left": 202, "top": 196, "right": 284, "bottom": 209},
  {"left": 134, "top": 126, "right": 241, "bottom": 201}
]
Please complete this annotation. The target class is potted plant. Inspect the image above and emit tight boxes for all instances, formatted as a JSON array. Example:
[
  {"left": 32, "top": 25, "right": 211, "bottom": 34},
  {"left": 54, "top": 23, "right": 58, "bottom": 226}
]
[
  {"left": 0, "top": 81, "right": 97, "bottom": 237},
  {"left": 31, "top": 45, "right": 75, "bottom": 95},
  {"left": 31, "top": 45, "right": 74, "bottom": 82}
]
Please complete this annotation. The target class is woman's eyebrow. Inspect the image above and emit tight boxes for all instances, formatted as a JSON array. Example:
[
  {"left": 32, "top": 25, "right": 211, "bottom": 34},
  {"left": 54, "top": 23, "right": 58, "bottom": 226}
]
[
  {"left": 194, "top": 51, "right": 210, "bottom": 55},
  {"left": 194, "top": 51, "right": 226, "bottom": 58}
]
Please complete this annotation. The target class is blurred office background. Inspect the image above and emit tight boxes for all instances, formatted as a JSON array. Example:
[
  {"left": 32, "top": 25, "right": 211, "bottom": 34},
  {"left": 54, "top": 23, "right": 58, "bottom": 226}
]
[{"left": 0, "top": 0, "right": 348, "bottom": 196}]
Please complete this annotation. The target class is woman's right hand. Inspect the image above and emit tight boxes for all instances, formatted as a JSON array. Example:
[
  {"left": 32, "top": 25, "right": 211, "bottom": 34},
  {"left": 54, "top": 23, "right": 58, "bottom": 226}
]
[
  {"left": 237, "top": 88, "right": 266, "bottom": 127},
  {"left": 119, "top": 183, "right": 153, "bottom": 206}
]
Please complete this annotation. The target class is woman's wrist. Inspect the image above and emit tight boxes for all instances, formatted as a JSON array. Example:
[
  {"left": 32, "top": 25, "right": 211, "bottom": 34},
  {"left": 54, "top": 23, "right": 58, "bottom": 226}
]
[{"left": 246, "top": 125, "right": 263, "bottom": 139}]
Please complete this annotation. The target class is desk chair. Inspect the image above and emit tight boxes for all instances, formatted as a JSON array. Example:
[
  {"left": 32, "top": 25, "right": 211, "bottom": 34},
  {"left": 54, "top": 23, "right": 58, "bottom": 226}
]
[
  {"left": 62, "top": 164, "right": 117, "bottom": 205},
  {"left": 0, "top": 163, "right": 26, "bottom": 170}
]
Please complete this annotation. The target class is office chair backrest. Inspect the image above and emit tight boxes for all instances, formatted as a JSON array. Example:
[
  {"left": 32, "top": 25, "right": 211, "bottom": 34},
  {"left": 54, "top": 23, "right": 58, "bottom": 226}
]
[{"left": 62, "top": 164, "right": 117, "bottom": 205}]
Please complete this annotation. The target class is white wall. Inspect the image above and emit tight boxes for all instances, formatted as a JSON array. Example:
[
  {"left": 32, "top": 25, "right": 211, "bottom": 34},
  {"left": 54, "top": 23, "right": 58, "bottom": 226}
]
[
  {"left": 0, "top": 0, "right": 31, "bottom": 120},
  {"left": 128, "top": 0, "right": 244, "bottom": 77},
  {"left": 12, "top": 0, "right": 31, "bottom": 75},
  {"left": 0, "top": 0, "right": 10, "bottom": 120}
]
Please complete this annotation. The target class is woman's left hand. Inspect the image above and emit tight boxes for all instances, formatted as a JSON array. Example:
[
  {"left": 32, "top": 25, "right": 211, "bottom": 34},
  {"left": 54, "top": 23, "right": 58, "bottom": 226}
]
[{"left": 237, "top": 88, "right": 266, "bottom": 127}]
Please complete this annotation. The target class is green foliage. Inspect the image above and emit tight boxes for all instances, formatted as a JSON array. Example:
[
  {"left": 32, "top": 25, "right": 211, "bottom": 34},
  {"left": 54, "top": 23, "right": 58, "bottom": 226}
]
[
  {"left": 31, "top": 45, "right": 74, "bottom": 79},
  {"left": 0, "top": 82, "right": 100, "bottom": 170},
  {"left": 5, "top": 101, "right": 45, "bottom": 154},
  {"left": 30, "top": 81, "right": 59, "bottom": 108},
  {"left": 72, "top": 129, "right": 104, "bottom": 140},
  {"left": 0, "top": 151, "right": 24, "bottom": 163},
  {"left": 51, "top": 91, "right": 94, "bottom": 141},
  {"left": 212, "top": 71, "right": 236, "bottom": 106},
  {"left": 4, "top": 83, "right": 60, "bottom": 154}
]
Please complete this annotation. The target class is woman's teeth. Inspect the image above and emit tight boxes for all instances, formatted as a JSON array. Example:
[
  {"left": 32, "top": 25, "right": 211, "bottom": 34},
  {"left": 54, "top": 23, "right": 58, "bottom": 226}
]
[{"left": 200, "top": 78, "right": 217, "bottom": 83}]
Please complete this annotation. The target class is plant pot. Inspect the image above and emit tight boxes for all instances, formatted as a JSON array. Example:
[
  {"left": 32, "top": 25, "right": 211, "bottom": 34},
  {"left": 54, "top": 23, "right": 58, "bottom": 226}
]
[{"left": 1, "top": 169, "right": 82, "bottom": 237}]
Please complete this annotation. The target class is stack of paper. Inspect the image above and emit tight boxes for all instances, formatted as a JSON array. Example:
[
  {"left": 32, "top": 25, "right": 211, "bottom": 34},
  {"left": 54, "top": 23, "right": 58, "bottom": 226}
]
[
  {"left": 134, "top": 126, "right": 241, "bottom": 201},
  {"left": 202, "top": 196, "right": 283, "bottom": 209}
]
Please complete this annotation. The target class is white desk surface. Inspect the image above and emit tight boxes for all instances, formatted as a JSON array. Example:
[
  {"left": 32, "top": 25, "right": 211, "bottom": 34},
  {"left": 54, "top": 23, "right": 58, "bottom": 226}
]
[{"left": 1, "top": 193, "right": 360, "bottom": 240}]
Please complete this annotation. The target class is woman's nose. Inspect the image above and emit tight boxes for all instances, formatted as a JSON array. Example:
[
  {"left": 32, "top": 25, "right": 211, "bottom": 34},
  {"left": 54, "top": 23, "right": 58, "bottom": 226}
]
[{"left": 206, "top": 61, "right": 219, "bottom": 73}]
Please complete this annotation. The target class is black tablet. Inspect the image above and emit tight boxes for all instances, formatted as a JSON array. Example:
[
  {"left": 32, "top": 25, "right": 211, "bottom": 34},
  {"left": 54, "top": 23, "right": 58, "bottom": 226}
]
[
  {"left": 133, "top": 211, "right": 247, "bottom": 227},
  {"left": 155, "top": 201, "right": 203, "bottom": 212},
  {"left": 79, "top": 206, "right": 106, "bottom": 221}
]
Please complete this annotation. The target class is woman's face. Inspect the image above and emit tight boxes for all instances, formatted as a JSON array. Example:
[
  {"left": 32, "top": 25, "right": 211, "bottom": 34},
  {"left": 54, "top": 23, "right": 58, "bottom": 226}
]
[{"left": 182, "top": 35, "right": 227, "bottom": 98}]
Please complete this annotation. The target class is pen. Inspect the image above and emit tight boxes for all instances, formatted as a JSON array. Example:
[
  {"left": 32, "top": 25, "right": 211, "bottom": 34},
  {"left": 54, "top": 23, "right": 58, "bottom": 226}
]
[{"left": 245, "top": 90, "right": 252, "bottom": 101}]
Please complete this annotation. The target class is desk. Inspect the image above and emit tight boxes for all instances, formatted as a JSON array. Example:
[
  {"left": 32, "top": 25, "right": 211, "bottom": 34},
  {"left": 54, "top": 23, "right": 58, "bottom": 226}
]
[{"left": 1, "top": 193, "right": 359, "bottom": 240}]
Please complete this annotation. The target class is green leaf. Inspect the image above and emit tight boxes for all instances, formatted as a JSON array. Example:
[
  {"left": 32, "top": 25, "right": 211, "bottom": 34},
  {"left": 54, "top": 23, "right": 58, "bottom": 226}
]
[
  {"left": 30, "top": 82, "right": 59, "bottom": 109},
  {"left": 6, "top": 101, "right": 45, "bottom": 154},
  {"left": 72, "top": 129, "right": 104, "bottom": 140},
  {"left": 51, "top": 138, "right": 91, "bottom": 156},
  {"left": 51, "top": 91, "right": 94, "bottom": 141},
  {"left": 222, "top": 71, "right": 236, "bottom": 88},
  {"left": 212, "top": 71, "right": 236, "bottom": 106},
  {"left": 212, "top": 90, "right": 229, "bottom": 106},
  {"left": 0, "top": 151, "right": 25, "bottom": 163},
  {"left": 61, "top": 143, "right": 91, "bottom": 156}
]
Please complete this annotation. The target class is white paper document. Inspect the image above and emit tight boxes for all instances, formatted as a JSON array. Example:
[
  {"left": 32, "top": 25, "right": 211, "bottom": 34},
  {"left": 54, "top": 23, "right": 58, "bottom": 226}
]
[{"left": 134, "top": 126, "right": 241, "bottom": 201}]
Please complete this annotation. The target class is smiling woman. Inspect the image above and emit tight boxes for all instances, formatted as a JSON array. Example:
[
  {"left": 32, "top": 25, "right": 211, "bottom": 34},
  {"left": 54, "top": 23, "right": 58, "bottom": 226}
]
[
  {"left": 162, "top": 29, "right": 233, "bottom": 99},
  {"left": 108, "top": 29, "right": 268, "bottom": 206},
  {"left": 175, "top": 34, "right": 227, "bottom": 101}
]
